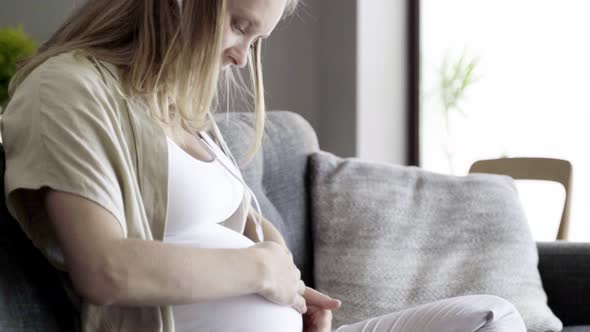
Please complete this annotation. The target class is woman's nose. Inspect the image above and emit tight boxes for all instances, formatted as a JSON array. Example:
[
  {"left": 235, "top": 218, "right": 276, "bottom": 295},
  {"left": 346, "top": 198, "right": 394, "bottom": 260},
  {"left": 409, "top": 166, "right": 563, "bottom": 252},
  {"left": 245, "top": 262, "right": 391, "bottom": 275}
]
[
  {"left": 226, "top": 45, "right": 249, "bottom": 69},
  {"left": 233, "top": 48, "right": 248, "bottom": 68}
]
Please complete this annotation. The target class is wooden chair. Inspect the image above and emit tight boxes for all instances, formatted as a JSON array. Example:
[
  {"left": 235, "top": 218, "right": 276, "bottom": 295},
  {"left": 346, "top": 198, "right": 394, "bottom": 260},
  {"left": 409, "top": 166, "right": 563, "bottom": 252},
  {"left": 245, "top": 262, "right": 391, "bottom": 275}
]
[{"left": 469, "top": 157, "right": 572, "bottom": 240}]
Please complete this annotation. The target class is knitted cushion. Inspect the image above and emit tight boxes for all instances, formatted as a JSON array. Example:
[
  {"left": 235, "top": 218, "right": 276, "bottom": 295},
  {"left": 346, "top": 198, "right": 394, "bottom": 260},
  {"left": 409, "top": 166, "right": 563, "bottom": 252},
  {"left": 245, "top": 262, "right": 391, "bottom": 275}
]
[{"left": 309, "top": 150, "right": 562, "bottom": 332}]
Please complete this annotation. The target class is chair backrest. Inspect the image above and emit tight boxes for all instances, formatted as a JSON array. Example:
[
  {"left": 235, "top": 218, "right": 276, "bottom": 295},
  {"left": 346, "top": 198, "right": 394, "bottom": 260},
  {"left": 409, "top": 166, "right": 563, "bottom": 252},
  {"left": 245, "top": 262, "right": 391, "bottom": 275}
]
[{"left": 469, "top": 157, "right": 572, "bottom": 240}]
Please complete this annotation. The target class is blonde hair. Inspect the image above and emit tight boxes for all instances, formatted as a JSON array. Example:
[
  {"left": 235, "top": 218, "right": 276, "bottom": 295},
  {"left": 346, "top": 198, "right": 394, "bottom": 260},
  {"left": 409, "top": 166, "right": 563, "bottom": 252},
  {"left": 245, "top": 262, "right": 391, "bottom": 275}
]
[{"left": 9, "top": 0, "right": 299, "bottom": 165}]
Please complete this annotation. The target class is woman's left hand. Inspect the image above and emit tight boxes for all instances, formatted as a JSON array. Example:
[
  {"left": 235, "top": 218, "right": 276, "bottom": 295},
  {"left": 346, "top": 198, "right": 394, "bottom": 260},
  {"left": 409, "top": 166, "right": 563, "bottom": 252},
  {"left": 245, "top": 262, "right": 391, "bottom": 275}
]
[{"left": 302, "top": 286, "right": 342, "bottom": 332}]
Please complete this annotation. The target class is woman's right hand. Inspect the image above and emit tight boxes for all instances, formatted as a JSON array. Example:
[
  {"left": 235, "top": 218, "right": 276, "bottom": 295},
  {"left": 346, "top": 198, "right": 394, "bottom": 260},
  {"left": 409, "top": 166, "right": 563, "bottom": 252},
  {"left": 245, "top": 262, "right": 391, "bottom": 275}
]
[{"left": 248, "top": 241, "right": 307, "bottom": 314}]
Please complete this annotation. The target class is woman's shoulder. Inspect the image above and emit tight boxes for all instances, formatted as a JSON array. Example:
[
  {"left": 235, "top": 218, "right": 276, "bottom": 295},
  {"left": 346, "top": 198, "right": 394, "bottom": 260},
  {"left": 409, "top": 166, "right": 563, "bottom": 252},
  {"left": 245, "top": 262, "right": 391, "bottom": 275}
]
[
  {"left": 2, "top": 50, "right": 125, "bottom": 141},
  {"left": 41, "top": 49, "right": 98, "bottom": 72},
  {"left": 15, "top": 50, "right": 117, "bottom": 100},
  {"left": 9, "top": 51, "right": 122, "bottom": 112}
]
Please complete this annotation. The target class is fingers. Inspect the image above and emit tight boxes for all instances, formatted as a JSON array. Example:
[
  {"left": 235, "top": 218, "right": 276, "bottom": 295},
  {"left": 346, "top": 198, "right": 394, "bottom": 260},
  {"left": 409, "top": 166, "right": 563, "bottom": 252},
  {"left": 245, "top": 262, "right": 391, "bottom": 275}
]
[
  {"left": 294, "top": 294, "right": 307, "bottom": 314},
  {"left": 298, "top": 279, "right": 306, "bottom": 295},
  {"left": 303, "top": 286, "right": 342, "bottom": 310},
  {"left": 321, "top": 308, "right": 333, "bottom": 328},
  {"left": 291, "top": 280, "right": 307, "bottom": 314}
]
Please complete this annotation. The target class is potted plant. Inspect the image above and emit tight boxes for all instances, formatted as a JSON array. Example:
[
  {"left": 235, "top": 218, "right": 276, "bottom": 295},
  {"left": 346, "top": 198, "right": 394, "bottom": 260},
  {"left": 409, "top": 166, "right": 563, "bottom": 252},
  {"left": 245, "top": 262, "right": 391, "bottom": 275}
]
[{"left": 0, "top": 26, "right": 37, "bottom": 113}]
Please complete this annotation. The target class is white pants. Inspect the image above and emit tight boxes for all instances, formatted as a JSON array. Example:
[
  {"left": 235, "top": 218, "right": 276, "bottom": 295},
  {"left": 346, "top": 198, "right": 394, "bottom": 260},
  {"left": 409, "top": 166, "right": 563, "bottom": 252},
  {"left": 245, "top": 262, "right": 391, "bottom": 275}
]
[{"left": 333, "top": 295, "right": 527, "bottom": 332}]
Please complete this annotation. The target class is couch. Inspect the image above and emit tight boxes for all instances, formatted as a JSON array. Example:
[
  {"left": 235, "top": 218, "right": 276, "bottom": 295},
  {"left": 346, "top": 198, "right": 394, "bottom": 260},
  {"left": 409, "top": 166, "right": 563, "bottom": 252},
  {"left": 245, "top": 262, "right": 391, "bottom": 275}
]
[{"left": 1, "top": 110, "right": 589, "bottom": 331}]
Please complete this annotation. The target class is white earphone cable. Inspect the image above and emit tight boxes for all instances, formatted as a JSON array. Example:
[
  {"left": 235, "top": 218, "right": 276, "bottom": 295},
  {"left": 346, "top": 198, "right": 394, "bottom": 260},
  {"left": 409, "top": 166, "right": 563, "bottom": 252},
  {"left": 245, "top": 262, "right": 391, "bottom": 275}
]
[{"left": 203, "top": 111, "right": 265, "bottom": 242}]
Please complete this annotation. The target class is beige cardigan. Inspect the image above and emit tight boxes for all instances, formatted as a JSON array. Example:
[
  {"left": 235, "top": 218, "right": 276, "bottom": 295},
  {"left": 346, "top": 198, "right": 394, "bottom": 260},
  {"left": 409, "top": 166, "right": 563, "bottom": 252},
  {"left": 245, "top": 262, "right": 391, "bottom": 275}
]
[{"left": 1, "top": 50, "right": 253, "bottom": 331}]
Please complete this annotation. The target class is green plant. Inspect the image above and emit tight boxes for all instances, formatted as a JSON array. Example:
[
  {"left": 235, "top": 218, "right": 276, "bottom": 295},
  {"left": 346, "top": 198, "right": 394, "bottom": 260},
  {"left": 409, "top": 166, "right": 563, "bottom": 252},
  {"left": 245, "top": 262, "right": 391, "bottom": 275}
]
[
  {"left": 0, "top": 26, "right": 37, "bottom": 110},
  {"left": 438, "top": 49, "right": 480, "bottom": 174}
]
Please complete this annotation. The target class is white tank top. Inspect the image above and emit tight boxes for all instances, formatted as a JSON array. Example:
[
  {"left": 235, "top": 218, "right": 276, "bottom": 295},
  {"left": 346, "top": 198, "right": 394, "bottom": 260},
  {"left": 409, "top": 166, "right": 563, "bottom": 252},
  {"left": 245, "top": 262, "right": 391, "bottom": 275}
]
[
  {"left": 163, "top": 130, "right": 303, "bottom": 332},
  {"left": 164, "top": 131, "right": 246, "bottom": 244}
]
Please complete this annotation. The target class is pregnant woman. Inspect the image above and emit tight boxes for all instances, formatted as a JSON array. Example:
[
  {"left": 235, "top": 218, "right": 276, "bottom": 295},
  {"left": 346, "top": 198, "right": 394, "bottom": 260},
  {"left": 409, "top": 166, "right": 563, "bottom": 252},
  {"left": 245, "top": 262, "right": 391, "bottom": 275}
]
[{"left": 1, "top": 0, "right": 527, "bottom": 331}]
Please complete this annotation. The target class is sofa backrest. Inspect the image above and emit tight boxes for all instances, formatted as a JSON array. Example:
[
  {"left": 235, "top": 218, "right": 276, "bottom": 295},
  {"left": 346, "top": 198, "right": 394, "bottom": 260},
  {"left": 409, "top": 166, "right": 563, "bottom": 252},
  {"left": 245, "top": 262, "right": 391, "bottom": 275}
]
[
  {"left": 214, "top": 111, "right": 320, "bottom": 285},
  {"left": 0, "top": 144, "right": 80, "bottom": 331}
]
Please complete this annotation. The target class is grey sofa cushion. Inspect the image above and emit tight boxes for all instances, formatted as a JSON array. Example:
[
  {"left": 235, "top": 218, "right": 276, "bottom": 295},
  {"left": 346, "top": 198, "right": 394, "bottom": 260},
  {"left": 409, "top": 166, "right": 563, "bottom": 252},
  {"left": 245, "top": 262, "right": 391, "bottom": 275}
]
[
  {"left": 309, "top": 150, "right": 562, "bottom": 332},
  {"left": 215, "top": 111, "right": 320, "bottom": 285},
  {"left": 0, "top": 145, "right": 79, "bottom": 332},
  {"left": 0, "top": 225, "right": 79, "bottom": 332},
  {"left": 538, "top": 242, "right": 590, "bottom": 326}
]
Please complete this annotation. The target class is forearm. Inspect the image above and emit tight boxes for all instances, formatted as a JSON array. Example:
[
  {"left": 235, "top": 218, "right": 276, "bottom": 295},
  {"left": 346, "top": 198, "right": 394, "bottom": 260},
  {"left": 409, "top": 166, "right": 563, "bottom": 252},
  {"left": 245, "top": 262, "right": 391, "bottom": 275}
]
[
  {"left": 100, "top": 239, "right": 263, "bottom": 306},
  {"left": 43, "top": 190, "right": 265, "bottom": 307},
  {"left": 244, "top": 209, "right": 287, "bottom": 247}
]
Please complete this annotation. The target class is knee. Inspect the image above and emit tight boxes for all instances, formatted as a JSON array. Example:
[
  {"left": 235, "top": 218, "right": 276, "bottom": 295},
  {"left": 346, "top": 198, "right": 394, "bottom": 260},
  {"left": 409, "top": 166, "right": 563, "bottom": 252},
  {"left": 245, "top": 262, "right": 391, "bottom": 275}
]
[
  {"left": 475, "top": 294, "right": 516, "bottom": 310},
  {"left": 459, "top": 294, "right": 517, "bottom": 313},
  {"left": 473, "top": 295, "right": 526, "bottom": 332}
]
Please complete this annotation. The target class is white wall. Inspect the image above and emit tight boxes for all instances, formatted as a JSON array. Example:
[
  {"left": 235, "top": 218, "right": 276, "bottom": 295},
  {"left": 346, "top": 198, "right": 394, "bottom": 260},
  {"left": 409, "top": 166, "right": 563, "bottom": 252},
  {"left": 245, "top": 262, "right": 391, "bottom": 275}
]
[
  {"left": 262, "top": 0, "right": 360, "bottom": 158},
  {"left": 264, "top": 0, "right": 408, "bottom": 163},
  {"left": 357, "top": 0, "right": 408, "bottom": 164},
  {"left": 317, "top": 0, "right": 359, "bottom": 158},
  {"left": 261, "top": 1, "right": 322, "bottom": 131}
]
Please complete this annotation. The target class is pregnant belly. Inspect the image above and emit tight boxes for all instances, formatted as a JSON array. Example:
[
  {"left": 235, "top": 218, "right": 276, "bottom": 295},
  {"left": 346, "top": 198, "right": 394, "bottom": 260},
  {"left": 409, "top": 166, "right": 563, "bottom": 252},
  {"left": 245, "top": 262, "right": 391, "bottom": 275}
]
[
  {"left": 165, "top": 224, "right": 303, "bottom": 332},
  {"left": 174, "top": 294, "right": 303, "bottom": 332}
]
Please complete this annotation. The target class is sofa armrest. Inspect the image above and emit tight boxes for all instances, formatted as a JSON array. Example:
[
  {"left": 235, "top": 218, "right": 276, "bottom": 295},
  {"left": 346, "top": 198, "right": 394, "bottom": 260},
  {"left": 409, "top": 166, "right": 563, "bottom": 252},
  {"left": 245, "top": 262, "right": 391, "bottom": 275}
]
[{"left": 537, "top": 241, "right": 590, "bottom": 326}]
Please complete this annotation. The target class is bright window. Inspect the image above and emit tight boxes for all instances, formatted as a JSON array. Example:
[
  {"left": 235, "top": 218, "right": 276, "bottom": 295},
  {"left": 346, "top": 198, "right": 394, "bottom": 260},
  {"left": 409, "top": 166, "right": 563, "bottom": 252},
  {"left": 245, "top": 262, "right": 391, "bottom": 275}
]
[{"left": 420, "top": 0, "right": 590, "bottom": 241}]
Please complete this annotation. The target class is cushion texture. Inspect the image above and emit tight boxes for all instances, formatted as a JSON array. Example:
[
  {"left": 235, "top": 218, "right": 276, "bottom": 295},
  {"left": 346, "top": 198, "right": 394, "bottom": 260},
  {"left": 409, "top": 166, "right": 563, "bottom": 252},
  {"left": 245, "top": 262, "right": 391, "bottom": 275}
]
[{"left": 309, "top": 150, "right": 562, "bottom": 332}]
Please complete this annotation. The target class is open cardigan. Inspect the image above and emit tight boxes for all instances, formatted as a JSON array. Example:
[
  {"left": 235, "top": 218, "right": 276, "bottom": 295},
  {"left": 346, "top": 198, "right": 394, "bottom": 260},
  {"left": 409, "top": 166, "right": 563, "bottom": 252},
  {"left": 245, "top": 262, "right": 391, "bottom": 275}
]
[{"left": 1, "top": 50, "right": 255, "bottom": 331}]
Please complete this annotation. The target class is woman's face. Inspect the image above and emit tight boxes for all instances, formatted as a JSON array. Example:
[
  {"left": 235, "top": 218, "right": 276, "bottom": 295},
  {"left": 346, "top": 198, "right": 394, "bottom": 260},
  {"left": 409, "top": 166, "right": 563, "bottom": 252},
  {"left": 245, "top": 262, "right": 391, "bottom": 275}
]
[{"left": 221, "top": 0, "right": 287, "bottom": 70}]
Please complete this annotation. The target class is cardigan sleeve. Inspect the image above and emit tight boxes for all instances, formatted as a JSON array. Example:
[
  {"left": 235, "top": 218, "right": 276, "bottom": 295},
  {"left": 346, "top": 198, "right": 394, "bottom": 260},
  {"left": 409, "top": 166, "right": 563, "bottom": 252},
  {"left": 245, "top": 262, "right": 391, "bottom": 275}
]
[{"left": 1, "top": 53, "right": 127, "bottom": 269}]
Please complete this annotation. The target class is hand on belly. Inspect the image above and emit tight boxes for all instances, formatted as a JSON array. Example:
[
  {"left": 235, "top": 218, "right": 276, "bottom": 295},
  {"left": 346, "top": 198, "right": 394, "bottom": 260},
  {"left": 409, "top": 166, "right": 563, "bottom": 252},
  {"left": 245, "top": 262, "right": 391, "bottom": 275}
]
[{"left": 167, "top": 224, "right": 304, "bottom": 332}]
